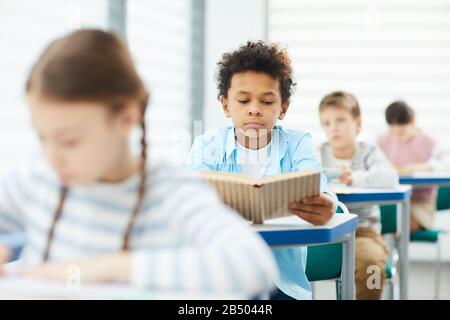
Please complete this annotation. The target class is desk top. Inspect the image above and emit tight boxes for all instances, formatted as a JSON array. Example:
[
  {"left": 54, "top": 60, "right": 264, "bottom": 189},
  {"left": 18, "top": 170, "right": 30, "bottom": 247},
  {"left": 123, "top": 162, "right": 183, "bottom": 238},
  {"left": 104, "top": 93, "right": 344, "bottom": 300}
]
[
  {"left": 0, "top": 277, "right": 246, "bottom": 300},
  {"left": 253, "top": 214, "right": 358, "bottom": 246},
  {"left": 331, "top": 184, "right": 412, "bottom": 203},
  {"left": 399, "top": 172, "right": 450, "bottom": 186}
]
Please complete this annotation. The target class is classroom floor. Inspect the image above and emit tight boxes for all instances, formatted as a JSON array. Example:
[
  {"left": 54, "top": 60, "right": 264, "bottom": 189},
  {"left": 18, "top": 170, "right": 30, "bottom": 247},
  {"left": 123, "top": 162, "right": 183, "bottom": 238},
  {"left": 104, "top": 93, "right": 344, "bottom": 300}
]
[{"left": 313, "top": 261, "right": 450, "bottom": 300}]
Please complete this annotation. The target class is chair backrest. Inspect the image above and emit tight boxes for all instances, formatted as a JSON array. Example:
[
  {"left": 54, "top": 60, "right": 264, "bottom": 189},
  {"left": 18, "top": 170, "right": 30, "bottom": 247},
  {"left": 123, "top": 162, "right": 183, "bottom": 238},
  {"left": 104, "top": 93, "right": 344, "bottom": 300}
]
[
  {"left": 380, "top": 204, "right": 397, "bottom": 235},
  {"left": 305, "top": 243, "right": 343, "bottom": 281},
  {"left": 305, "top": 202, "right": 347, "bottom": 281},
  {"left": 437, "top": 186, "right": 450, "bottom": 211}
]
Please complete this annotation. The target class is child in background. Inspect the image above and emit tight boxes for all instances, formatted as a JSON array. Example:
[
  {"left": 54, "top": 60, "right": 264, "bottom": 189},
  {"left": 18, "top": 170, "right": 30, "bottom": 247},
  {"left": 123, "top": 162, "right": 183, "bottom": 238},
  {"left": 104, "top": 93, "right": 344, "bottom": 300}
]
[
  {"left": 378, "top": 101, "right": 450, "bottom": 232},
  {"left": 318, "top": 91, "right": 398, "bottom": 300},
  {"left": 0, "top": 29, "right": 278, "bottom": 296},
  {"left": 189, "top": 41, "right": 337, "bottom": 300}
]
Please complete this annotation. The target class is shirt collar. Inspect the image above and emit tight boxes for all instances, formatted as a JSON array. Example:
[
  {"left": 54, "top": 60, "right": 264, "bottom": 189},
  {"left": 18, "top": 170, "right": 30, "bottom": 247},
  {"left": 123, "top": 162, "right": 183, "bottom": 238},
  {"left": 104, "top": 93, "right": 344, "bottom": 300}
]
[{"left": 224, "top": 125, "right": 289, "bottom": 161}]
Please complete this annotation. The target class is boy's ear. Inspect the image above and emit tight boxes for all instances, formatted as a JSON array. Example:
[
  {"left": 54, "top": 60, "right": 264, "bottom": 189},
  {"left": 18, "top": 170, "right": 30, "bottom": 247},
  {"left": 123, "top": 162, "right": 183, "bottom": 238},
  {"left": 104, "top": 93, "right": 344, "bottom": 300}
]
[
  {"left": 278, "top": 102, "right": 290, "bottom": 120},
  {"left": 220, "top": 96, "right": 231, "bottom": 118}
]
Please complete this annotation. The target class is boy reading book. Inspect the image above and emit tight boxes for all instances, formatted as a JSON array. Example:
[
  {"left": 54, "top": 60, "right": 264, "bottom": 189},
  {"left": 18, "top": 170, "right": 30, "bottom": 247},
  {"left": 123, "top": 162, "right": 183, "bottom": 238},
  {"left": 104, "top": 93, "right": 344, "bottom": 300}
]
[{"left": 188, "top": 41, "right": 337, "bottom": 300}]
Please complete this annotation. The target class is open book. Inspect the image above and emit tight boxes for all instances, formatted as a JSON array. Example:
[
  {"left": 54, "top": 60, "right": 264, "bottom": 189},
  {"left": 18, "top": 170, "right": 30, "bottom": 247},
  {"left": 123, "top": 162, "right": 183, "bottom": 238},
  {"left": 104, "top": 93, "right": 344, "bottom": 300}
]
[{"left": 200, "top": 170, "right": 321, "bottom": 224}]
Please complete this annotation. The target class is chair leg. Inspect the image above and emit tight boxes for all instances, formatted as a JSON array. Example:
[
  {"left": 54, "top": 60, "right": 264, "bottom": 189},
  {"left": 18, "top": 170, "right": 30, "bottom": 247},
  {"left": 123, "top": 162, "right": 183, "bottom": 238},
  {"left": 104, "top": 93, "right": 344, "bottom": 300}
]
[
  {"left": 310, "top": 282, "right": 316, "bottom": 300},
  {"left": 387, "top": 279, "right": 394, "bottom": 300},
  {"left": 434, "top": 239, "right": 442, "bottom": 300},
  {"left": 335, "top": 279, "right": 342, "bottom": 300}
]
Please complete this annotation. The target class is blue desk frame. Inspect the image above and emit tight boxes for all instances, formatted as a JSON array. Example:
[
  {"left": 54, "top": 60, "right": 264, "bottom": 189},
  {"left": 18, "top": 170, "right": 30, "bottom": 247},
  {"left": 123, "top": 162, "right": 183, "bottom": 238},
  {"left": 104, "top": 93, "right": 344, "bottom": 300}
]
[
  {"left": 333, "top": 185, "right": 412, "bottom": 300},
  {"left": 254, "top": 214, "right": 358, "bottom": 300},
  {"left": 400, "top": 176, "right": 450, "bottom": 187}
]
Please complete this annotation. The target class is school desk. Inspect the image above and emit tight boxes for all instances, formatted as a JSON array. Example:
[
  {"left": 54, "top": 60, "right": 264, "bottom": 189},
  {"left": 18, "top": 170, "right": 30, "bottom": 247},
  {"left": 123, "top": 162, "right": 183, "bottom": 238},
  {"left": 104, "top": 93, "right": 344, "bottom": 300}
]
[
  {"left": 253, "top": 213, "right": 358, "bottom": 300},
  {"left": 331, "top": 184, "right": 413, "bottom": 300}
]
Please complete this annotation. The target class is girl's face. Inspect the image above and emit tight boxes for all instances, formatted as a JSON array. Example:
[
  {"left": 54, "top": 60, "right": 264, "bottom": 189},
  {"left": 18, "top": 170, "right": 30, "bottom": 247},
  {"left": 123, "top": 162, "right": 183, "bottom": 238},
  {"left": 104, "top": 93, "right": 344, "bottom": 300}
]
[
  {"left": 388, "top": 123, "right": 416, "bottom": 143},
  {"left": 28, "top": 94, "right": 139, "bottom": 186},
  {"left": 320, "top": 107, "right": 361, "bottom": 150},
  {"left": 221, "top": 71, "right": 289, "bottom": 139}
]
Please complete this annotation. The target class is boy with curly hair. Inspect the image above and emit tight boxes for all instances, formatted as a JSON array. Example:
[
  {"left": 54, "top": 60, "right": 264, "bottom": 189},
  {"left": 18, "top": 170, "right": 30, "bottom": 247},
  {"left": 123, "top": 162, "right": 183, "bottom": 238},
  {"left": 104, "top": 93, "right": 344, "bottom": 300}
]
[{"left": 188, "top": 41, "right": 337, "bottom": 300}]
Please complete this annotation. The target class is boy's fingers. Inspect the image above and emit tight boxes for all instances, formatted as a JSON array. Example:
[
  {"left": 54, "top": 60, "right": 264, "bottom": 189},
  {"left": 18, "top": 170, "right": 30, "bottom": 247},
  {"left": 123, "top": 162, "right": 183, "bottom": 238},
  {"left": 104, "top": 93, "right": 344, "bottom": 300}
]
[
  {"left": 301, "top": 195, "right": 332, "bottom": 206},
  {"left": 288, "top": 203, "right": 329, "bottom": 215},
  {"left": 290, "top": 210, "right": 329, "bottom": 225}
]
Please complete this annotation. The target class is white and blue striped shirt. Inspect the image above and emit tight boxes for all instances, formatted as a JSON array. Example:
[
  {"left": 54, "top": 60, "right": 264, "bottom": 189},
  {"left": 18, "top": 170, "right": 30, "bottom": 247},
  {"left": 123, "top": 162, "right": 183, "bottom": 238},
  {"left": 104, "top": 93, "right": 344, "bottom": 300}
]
[{"left": 0, "top": 154, "right": 278, "bottom": 295}]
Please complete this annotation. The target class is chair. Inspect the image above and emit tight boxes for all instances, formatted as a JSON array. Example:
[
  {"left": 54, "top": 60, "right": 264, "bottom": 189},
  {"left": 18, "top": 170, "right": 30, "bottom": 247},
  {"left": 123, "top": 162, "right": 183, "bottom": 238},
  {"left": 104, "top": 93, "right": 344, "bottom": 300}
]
[
  {"left": 410, "top": 186, "right": 450, "bottom": 299},
  {"left": 437, "top": 186, "right": 450, "bottom": 212},
  {"left": 380, "top": 204, "right": 399, "bottom": 299},
  {"left": 381, "top": 186, "right": 450, "bottom": 300},
  {"left": 306, "top": 202, "right": 350, "bottom": 300}
]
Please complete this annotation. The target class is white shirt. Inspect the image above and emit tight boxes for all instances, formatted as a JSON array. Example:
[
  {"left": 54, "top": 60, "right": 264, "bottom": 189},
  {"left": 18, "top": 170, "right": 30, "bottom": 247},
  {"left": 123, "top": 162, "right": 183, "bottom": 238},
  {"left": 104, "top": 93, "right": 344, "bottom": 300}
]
[{"left": 236, "top": 141, "right": 272, "bottom": 180}]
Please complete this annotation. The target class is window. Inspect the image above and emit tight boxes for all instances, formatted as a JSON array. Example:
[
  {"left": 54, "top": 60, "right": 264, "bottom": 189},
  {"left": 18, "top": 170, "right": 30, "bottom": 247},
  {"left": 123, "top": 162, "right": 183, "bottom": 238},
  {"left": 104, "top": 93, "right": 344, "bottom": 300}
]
[
  {"left": 127, "top": 0, "right": 193, "bottom": 164},
  {"left": 268, "top": 0, "right": 450, "bottom": 144},
  {"left": 0, "top": 0, "right": 195, "bottom": 173},
  {"left": 0, "top": 0, "right": 107, "bottom": 173}
]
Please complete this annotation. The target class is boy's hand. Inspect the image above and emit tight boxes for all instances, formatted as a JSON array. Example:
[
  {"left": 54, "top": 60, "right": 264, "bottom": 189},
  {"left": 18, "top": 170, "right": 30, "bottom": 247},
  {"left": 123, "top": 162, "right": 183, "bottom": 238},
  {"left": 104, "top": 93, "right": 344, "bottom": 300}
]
[
  {"left": 288, "top": 193, "right": 335, "bottom": 225},
  {"left": 338, "top": 165, "right": 353, "bottom": 185},
  {"left": 0, "top": 245, "right": 11, "bottom": 265}
]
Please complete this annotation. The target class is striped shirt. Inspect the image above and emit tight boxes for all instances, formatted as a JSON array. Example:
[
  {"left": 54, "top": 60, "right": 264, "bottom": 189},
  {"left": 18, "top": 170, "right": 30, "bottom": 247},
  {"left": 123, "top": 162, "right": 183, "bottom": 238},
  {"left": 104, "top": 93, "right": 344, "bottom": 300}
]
[
  {"left": 0, "top": 154, "right": 278, "bottom": 295},
  {"left": 319, "top": 142, "right": 399, "bottom": 232}
]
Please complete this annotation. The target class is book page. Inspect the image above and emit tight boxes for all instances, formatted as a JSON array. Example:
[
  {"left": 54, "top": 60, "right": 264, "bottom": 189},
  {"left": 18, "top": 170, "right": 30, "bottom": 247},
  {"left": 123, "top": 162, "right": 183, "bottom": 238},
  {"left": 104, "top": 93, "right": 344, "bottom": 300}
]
[{"left": 199, "top": 171, "right": 255, "bottom": 185}]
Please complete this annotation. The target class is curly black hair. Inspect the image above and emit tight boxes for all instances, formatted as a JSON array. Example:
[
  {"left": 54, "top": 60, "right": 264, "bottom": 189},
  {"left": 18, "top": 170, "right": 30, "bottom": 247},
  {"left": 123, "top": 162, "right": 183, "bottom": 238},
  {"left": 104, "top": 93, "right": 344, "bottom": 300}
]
[{"left": 215, "top": 41, "right": 296, "bottom": 103}]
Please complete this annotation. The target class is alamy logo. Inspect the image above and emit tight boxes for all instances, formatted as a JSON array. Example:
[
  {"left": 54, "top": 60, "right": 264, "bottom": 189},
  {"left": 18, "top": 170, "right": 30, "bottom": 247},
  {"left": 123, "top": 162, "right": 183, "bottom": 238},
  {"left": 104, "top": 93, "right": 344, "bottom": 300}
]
[
  {"left": 366, "top": 265, "right": 382, "bottom": 290},
  {"left": 66, "top": 265, "right": 81, "bottom": 290}
]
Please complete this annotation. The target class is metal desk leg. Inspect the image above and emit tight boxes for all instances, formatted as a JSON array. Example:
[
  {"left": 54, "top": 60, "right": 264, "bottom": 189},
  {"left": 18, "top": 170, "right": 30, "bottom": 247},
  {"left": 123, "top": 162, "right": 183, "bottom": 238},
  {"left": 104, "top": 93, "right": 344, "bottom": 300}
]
[
  {"left": 399, "top": 199, "right": 410, "bottom": 300},
  {"left": 341, "top": 230, "right": 356, "bottom": 300}
]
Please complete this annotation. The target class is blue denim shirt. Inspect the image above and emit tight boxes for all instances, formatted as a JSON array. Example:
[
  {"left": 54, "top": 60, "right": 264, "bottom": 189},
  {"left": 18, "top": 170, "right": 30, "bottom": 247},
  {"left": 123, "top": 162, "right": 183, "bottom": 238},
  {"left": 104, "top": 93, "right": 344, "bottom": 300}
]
[{"left": 188, "top": 125, "right": 337, "bottom": 300}]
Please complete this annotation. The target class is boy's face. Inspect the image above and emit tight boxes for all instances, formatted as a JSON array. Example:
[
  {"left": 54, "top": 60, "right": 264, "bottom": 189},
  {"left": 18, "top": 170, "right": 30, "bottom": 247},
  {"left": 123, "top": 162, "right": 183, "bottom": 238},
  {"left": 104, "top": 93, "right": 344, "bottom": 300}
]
[
  {"left": 320, "top": 107, "right": 361, "bottom": 149},
  {"left": 221, "top": 71, "right": 288, "bottom": 138},
  {"left": 28, "top": 93, "right": 139, "bottom": 186},
  {"left": 388, "top": 123, "right": 415, "bottom": 143}
]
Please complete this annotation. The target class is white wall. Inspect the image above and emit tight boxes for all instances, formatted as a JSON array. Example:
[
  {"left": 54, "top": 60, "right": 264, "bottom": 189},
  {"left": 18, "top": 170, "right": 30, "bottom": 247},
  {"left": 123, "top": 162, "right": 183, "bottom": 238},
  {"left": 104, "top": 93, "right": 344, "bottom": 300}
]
[
  {"left": 203, "top": 0, "right": 267, "bottom": 131},
  {"left": 268, "top": 0, "right": 450, "bottom": 146}
]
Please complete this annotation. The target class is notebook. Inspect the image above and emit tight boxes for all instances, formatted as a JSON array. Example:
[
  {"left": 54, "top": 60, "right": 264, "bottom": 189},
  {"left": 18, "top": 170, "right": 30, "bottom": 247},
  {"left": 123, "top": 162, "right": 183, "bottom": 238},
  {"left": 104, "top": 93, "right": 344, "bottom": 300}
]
[{"left": 200, "top": 170, "right": 321, "bottom": 224}]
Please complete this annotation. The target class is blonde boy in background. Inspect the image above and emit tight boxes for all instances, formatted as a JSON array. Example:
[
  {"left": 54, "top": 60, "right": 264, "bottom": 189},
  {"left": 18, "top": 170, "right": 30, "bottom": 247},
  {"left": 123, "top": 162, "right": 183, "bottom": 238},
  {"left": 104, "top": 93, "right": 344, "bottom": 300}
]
[{"left": 318, "top": 91, "right": 398, "bottom": 299}]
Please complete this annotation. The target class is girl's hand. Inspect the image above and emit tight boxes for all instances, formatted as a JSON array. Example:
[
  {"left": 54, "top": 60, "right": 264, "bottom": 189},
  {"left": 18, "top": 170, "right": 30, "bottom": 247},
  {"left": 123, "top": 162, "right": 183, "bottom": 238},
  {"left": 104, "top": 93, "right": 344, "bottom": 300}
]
[
  {"left": 0, "top": 245, "right": 11, "bottom": 265},
  {"left": 0, "top": 245, "right": 11, "bottom": 276},
  {"left": 338, "top": 165, "right": 353, "bottom": 185},
  {"left": 288, "top": 192, "right": 335, "bottom": 225},
  {"left": 21, "top": 251, "right": 131, "bottom": 284}
]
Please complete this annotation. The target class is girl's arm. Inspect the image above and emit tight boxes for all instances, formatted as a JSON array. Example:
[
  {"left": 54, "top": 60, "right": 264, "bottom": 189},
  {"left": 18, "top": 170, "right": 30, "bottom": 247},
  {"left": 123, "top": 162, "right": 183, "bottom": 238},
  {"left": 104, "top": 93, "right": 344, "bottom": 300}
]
[
  {"left": 0, "top": 233, "right": 26, "bottom": 263},
  {"left": 0, "top": 167, "right": 28, "bottom": 264},
  {"left": 129, "top": 178, "right": 278, "bottom": 295},
  {"left": 22, "top": 172, "right": 278, "bottom": 296},
  {"left": 0, "top": 166, "right": 28, "bottom": 235}
]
